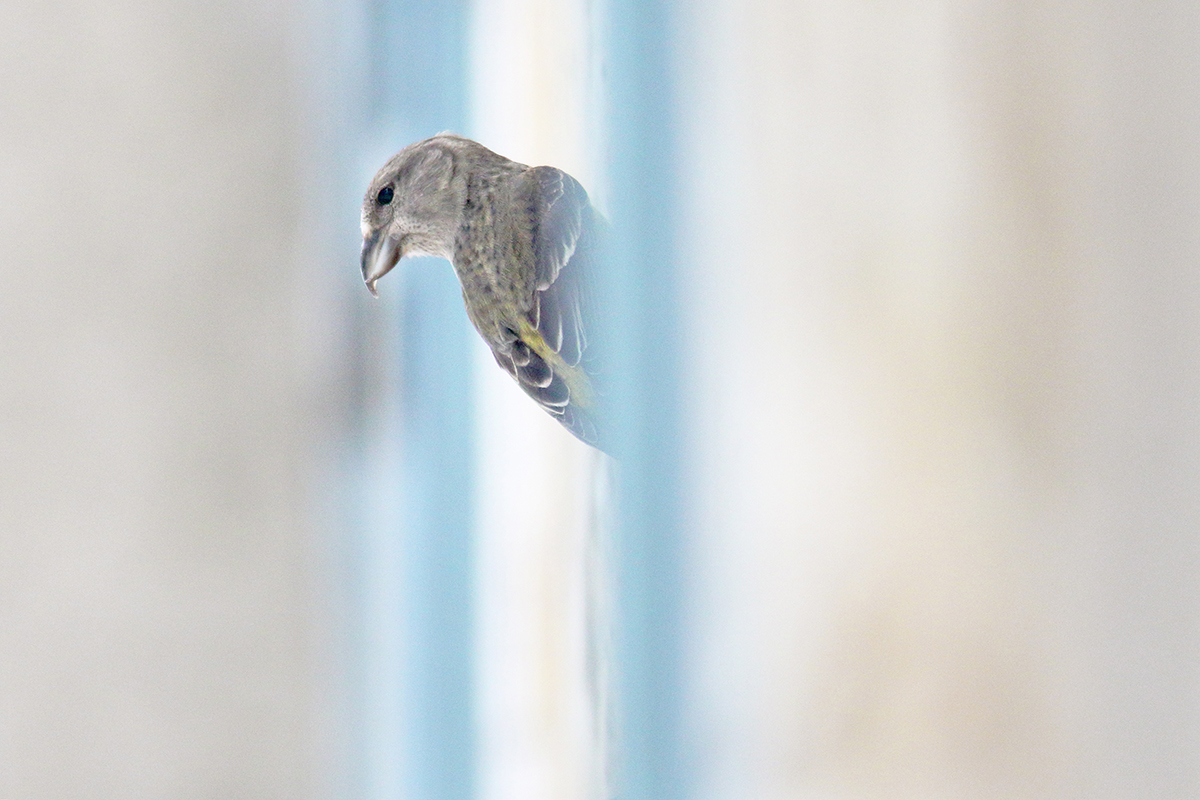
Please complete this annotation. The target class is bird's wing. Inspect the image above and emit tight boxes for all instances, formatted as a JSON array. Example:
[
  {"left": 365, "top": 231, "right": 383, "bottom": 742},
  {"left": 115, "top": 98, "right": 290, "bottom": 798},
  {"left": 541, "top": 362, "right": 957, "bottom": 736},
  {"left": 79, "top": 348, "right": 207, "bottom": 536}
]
[
  {"left": 497, "top": 166, "right": 606, "bottom": 448},
  {"left": 530, "top": 166, "right": 598, "bottom": 366}
]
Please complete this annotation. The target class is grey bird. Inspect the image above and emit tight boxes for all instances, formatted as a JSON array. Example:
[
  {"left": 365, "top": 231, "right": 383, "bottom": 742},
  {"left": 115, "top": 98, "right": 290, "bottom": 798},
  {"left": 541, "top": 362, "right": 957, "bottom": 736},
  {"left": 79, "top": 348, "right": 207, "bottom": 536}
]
[{"left": 360, "top": 134, "right": 609, "bottom": 451}]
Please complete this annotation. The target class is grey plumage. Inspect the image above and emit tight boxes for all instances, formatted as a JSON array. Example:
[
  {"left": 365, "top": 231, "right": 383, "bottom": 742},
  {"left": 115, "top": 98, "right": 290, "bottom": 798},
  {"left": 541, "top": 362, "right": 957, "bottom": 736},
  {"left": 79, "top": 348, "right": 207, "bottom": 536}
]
[{"left": 360, "top": 134, "right": 609, "bottom": 451}]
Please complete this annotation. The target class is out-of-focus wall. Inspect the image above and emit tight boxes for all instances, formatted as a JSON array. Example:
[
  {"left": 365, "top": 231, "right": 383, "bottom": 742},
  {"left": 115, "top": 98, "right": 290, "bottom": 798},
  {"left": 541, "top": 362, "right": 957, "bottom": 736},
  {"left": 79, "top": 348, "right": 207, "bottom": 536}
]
[
  {"left": 676, "top": 2, "right": 1200, "bottom": 798},
  {"left": 0, "top": 2, "right": 338, "bottom": 796}
]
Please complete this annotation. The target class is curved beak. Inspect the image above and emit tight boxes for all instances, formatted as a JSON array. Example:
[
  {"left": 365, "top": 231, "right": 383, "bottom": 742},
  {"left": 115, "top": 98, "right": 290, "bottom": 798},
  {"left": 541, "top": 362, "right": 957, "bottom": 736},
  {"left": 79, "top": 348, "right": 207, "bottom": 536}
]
[{"left": 361, "top": 231, "right": 400, "bottom": 298}]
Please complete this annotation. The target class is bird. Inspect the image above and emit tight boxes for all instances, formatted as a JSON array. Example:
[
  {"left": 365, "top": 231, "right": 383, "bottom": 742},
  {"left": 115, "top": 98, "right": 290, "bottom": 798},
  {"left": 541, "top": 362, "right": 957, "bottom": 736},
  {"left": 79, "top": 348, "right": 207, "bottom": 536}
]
[{"left": 360, "top": 134, "right": 610, "bottom": 452}]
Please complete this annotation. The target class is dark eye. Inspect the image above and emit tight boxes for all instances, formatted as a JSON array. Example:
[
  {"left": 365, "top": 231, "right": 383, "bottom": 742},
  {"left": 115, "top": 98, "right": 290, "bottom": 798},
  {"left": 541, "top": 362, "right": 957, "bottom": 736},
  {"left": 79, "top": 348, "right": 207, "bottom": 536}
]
[{"left": 376, "top": 185, "right": 394, "bottom": 205}]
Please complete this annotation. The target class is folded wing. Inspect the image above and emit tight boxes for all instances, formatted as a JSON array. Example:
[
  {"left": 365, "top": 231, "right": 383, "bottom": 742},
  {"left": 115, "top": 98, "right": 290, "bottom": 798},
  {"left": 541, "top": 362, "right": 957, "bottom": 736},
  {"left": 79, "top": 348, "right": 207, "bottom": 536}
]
[{"left": 493, "top": 166, "right": 607, "bottom": 450}]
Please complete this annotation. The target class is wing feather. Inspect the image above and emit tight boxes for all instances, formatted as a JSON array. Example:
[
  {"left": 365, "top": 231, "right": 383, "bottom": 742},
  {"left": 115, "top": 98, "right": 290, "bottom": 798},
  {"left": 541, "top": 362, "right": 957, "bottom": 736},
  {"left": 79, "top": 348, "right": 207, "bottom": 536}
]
[{"left": 501, "top": 166, "right": 607, "bottom": 448}]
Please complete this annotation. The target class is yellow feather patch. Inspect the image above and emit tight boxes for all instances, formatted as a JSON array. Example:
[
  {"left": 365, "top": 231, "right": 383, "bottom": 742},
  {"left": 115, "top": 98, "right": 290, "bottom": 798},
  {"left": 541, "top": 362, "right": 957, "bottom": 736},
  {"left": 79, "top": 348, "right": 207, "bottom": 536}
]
[{"left": 518, "top": 320, "right": 595, "bottom": 408}]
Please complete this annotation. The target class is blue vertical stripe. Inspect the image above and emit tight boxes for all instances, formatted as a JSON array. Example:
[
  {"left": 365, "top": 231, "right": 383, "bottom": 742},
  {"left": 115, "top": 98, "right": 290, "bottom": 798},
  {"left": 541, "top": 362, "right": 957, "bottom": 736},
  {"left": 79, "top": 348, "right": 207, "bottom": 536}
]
[
  {"left": 395, "top": 259, "right": 476, "bottom": 800},
  {"left": 361, "top": 1, "right": 476, "bottom": 798},
  {"left": 602, "top": 2, "right": 687, "bottom": 799}
]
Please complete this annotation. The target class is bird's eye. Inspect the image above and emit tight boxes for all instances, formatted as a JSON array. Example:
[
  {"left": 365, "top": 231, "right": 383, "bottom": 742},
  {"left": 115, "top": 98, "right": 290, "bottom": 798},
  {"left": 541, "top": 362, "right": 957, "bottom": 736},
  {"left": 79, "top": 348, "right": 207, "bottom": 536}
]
[{"left": 376, "top": 185, "right": 394, "bottom": 205}]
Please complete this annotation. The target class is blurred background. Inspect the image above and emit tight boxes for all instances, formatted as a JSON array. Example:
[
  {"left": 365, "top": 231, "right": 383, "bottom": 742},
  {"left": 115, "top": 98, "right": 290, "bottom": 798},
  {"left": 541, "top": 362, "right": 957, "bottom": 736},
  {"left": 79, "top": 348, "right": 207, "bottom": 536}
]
[{"left": 3, "top": 1, "right": 1199, "bottom": 799}]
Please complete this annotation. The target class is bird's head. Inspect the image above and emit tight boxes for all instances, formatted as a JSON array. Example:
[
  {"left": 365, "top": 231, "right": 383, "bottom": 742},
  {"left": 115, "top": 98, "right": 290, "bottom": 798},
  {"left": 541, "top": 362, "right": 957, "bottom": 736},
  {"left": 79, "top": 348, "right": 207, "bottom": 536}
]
[{"left": 360, "top": 137, "right": 465, "bottom": 297}]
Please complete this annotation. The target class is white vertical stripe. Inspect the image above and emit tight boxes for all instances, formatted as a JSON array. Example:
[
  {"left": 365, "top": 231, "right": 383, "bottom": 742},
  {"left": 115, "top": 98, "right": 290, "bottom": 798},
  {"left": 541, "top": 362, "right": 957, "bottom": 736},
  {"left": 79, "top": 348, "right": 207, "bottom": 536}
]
[{"left": 468, "top": 2, "right": 609, "bottom": 798}]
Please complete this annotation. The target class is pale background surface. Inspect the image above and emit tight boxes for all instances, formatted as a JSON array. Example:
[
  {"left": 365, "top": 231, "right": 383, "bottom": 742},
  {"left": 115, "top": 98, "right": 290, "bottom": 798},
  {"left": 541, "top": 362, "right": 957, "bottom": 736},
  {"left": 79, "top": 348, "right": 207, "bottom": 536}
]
[
  {"left": 675, "top": 3, "right": 1200, "bottom": 798},
  {"left": 0, "top": 1, "right": 334, "bottom": 798},
  {"left": 3, "top": 1, "right": 1199, "bottom": 798}
]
